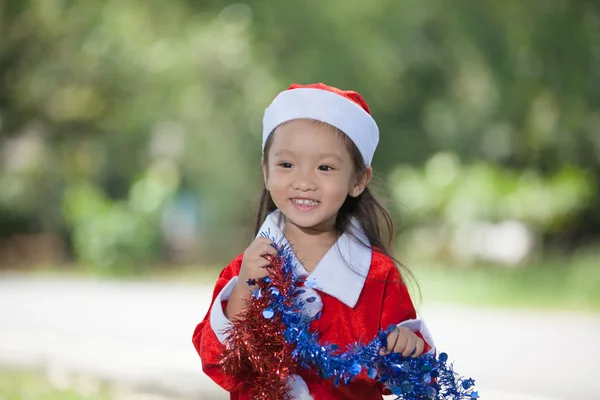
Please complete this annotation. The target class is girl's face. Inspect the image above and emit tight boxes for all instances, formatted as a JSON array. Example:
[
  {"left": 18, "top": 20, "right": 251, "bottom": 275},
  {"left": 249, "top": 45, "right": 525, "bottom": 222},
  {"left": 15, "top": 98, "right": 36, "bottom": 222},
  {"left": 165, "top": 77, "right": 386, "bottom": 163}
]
[{"left": 263, "top": 119, "right": 370, "bottom": 233}]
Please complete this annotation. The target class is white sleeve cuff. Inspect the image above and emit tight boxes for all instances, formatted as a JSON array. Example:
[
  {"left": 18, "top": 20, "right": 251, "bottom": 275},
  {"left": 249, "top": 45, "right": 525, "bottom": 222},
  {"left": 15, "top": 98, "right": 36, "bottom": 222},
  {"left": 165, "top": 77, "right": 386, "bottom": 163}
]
[
  {"left": 397, "top": 318, "right": 436, "bottom": 355},
  {"left": 287, "top": 374, "right": 313, "bottom": 399},
  {"left": 209, "top": 276, "right": 239, "bottom": 344}
]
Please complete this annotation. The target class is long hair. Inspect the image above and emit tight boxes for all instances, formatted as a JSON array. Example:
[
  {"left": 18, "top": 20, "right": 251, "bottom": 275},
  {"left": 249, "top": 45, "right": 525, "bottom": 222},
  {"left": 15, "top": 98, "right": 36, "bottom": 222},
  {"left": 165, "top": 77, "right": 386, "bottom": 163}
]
[{"left": 255, "top": 120, "right": 416, "bottom": 284}]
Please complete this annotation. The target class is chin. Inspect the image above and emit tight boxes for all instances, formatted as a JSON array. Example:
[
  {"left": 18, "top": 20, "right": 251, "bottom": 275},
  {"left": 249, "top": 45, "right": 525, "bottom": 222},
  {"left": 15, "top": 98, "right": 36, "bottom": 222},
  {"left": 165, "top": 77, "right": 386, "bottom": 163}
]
[
  {"left": 285, "top": 211, "right": 336, "bottom": 232},
  {"left": 278, "top": 209, "right": 315, "bottom": 226}
]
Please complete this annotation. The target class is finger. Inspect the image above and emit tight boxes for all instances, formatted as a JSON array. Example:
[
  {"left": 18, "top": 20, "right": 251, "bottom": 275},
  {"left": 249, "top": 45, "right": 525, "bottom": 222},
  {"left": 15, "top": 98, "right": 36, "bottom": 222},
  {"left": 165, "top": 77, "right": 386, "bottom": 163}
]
[
  {"left": 401, "top": 334, "right": 416, "bottom": 357},
  {"left": 250, "top": 243, "right": 274, "bottom": 258},
  {"left": 253, "top": 240, "right": 276, "bottom": 254},
  {"left": 256, "top": 258, "right": 273, "bottom": 268},
  {"left": 380, "top": 330, "right": 396, "bottom": 355},
  {"left": 383, "top": 330, "right": 399, "bottom": 355},
  {"left": 260, "top": 247, "right": 278, "bottom": 264},
  {"left": 252, "top": 253, "right": 276, "bottom": 269},
  {"left": 391, "top": 329, "right": 409, "bottom": 355},
  {"left": 261, "top": 243, "right": 278, "bottom": 256},
  {"left": 391, "top": 330, "right": 409, "bottom": 356},
  {"left": 256, "top": 236, "right": 275, "bottom": 246},
  {"left": 412, "top": 337, "right": 425, "bottom": 358}
]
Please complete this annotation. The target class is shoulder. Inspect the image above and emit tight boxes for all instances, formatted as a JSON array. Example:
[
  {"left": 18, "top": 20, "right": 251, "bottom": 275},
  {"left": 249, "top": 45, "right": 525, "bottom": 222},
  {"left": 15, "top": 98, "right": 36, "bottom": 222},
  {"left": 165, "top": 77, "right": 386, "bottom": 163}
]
[{"left": 368, "top": 249, "right": 398, "bottom": 280}]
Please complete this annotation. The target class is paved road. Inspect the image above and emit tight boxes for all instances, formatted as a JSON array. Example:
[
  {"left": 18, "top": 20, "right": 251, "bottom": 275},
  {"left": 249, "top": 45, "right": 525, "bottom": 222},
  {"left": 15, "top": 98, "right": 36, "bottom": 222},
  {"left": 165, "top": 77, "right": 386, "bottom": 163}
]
[{"left": 0, "top": 275, "right": 598, "bottom": 399}]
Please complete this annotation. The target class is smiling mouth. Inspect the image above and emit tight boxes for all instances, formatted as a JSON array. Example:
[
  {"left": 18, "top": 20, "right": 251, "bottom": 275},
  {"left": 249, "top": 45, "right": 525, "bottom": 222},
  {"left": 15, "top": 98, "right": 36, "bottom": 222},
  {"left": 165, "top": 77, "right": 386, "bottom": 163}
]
[{"left": 291, "top": 198, "right": 320, "bottom": 206}]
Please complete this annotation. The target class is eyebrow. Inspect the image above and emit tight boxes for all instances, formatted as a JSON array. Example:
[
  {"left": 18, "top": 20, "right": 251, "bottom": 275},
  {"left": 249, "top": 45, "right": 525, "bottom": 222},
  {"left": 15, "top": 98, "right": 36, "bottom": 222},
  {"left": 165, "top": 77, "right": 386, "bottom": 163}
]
[
  {"left": 273, "top": 150, "right": 344, "bottom": 162},
  {"left": 319, "top": 153, "right": 345, "bottom": 163}
]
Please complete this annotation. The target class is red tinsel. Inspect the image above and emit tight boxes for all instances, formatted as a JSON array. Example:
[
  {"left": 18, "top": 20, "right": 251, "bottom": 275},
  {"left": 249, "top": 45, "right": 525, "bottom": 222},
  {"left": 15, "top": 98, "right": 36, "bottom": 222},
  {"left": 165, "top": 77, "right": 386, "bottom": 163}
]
[{"left": 219, "top": 255, "right": 298, "bottom": 400}]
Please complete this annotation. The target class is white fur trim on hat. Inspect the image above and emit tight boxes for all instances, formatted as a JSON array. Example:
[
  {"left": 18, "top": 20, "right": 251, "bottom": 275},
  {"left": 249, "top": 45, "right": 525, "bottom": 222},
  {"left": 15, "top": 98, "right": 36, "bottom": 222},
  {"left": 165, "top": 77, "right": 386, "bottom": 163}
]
[{"left": 262, "top": 88, "right": 379, "bottom": 165}]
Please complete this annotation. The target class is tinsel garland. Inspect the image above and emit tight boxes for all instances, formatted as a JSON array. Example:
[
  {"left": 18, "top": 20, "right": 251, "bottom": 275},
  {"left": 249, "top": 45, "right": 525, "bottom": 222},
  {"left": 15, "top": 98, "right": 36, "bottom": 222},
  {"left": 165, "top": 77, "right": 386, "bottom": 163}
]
[{"left": 219, "top": 239, "right": 479, "bottom": 399}]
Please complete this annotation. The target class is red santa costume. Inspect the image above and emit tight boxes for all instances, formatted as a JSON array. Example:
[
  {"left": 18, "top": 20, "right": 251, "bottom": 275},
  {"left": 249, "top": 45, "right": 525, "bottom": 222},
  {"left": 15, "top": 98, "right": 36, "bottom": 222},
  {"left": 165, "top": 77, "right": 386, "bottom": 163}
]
[{"left": 192, "top": 83, "right": 436, "bottom": 399}]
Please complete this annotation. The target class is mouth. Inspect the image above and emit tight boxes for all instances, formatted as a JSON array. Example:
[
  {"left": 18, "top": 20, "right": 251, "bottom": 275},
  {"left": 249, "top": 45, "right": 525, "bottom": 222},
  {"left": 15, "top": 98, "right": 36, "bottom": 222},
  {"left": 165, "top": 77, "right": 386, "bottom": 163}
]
[
  {"left": 292, "top": 198, "right": 319, "bottom": 205},
  {"left": 290, "top": 198, "right": 320, "bottom": 210}
]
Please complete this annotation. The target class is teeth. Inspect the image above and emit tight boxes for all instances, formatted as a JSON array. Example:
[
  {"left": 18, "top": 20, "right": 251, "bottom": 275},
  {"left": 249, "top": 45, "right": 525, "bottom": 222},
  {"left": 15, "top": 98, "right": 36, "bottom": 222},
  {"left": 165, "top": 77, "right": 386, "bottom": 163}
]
[{"left": 293, "top": 198, "right": 318, "bottom": 206}]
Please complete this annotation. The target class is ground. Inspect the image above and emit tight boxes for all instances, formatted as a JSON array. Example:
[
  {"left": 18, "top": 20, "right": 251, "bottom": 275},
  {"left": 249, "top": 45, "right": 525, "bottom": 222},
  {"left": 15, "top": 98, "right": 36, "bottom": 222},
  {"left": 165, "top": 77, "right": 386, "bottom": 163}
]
[{"left": 0, "top": 275, "right": 598, "bottom": 399}]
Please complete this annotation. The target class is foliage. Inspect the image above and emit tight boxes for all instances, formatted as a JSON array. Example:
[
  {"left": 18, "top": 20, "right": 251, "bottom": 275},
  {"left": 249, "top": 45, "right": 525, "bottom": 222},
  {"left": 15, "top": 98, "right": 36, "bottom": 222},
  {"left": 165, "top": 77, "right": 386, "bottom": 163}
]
[
  {"left": 1, "top": 0, "right": 599, "bottom": 269},
  {"left": 390, "top": 152, "right": 595, "bottom": 229},
  {"left": 62, "top": 160, "right": 178, "bottom": 273},
  {"left": 389, "top": 152, "right": 596, "bottom": 263}
]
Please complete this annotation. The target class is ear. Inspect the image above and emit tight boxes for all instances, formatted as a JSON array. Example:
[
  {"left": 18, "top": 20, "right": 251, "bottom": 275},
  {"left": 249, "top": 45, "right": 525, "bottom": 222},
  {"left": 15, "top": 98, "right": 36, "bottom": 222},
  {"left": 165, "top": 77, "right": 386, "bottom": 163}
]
[
  {"left": 349, "top": 166, "right": 372, "bottom": 197},
  {"left": 262, "top": 156, "right": 269, "bottom": 190}
]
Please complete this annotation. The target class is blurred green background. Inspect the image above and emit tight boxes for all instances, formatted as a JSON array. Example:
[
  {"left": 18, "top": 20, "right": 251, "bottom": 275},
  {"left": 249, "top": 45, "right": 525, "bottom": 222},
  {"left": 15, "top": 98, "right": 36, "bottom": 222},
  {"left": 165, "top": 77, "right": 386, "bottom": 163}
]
[
  {"left": 1, "top": 0, "right": 599, "bottom": 309},
  {"left": 1, "top": 1, "right": 599, "bottom": 399}
]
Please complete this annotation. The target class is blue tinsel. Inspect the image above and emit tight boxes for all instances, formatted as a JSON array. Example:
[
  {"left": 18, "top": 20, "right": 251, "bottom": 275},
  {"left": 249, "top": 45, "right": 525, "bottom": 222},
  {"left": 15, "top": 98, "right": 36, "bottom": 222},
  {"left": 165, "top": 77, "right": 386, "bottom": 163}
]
[{"left": 257, "top": 235, "right": 479, "bottom": 399}]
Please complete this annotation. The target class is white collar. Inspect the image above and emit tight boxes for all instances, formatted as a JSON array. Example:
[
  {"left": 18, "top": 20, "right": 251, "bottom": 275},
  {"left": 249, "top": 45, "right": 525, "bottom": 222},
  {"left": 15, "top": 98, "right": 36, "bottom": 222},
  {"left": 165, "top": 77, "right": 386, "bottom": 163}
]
[{"left": 256, "top": 210, "right": 372, "bottom": 308}]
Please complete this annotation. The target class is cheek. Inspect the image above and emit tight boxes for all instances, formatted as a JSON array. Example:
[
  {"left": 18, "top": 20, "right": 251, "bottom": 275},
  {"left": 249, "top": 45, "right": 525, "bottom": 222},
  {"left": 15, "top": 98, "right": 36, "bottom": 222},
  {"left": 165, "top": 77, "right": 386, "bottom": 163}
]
[
  {"left": 266, "top": 171, "right": 287, "bottom": 193},
  {"left": 327, "top": 179, "right": 353, "bottom": 200}
]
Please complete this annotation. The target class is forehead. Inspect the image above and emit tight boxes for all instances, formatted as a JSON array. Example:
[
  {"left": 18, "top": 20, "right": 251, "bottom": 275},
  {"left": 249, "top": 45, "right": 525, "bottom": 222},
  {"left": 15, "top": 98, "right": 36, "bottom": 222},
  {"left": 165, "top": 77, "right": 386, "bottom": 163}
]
[{"left": 269, "top": 119, "right": 348, "bottom": 156}]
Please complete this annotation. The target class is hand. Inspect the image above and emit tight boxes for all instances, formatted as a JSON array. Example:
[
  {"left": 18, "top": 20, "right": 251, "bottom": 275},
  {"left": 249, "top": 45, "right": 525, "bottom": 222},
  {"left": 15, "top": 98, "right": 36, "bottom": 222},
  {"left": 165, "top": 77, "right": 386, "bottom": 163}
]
[
  {"left": 381, "top": 326, "right": 425, "bottom": 358},
  {"left": 236, "top": 236, "right": 279, "bottom": 292}
]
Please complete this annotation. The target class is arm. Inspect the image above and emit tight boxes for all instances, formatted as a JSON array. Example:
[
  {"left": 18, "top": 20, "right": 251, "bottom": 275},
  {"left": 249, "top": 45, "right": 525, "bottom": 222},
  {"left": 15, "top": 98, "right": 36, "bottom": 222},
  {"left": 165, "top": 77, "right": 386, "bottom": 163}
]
[
  {"left": 225, "top": 236, "right": 277, "bottom": 320},
  {"left": 380, "top": 266, "right": 435, "bottom": 355},
  {"left": 309, "top": 266, "right": 435, "bottom": 400},
  {"left": 192, "top": 238, "right": 284, "bottom": 393},
  {"left": 225, "top": 279, "right": 252, "bottom": 321},
  {"left": 191, "top": 255, "right": 246, "bottom": 391}
]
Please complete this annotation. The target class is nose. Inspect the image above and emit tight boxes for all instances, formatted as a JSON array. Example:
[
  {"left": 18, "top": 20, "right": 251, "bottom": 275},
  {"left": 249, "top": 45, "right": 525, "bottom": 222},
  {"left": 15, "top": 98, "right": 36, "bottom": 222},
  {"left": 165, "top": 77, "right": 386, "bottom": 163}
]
[{"left": 292, "top": 168, "right": 317, "bottom": 191}]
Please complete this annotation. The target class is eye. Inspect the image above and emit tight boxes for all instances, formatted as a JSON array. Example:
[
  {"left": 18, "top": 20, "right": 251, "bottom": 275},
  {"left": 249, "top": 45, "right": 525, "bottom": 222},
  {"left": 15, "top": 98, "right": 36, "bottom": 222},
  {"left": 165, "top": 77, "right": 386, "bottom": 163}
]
[
  {"left": 279, "top": 162, "right": 293, "bottom": 168},
  {"left": 318, "top": 165, "right": 334, "bottom": 171}
]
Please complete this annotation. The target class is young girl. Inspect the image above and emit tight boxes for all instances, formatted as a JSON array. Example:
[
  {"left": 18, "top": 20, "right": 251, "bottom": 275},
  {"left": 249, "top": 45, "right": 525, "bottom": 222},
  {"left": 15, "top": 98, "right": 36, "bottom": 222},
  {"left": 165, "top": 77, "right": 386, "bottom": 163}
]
[{"left": 192, "top": 83, "right": 435, "bottom": 399}]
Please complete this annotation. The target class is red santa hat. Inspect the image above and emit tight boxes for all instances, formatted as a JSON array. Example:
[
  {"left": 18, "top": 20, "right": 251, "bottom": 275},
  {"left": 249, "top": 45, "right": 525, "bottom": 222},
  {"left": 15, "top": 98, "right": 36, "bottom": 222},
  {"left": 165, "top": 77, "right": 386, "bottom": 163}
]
[{"left": 262, "top": 83, "right": 379, "bottom": 165}]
